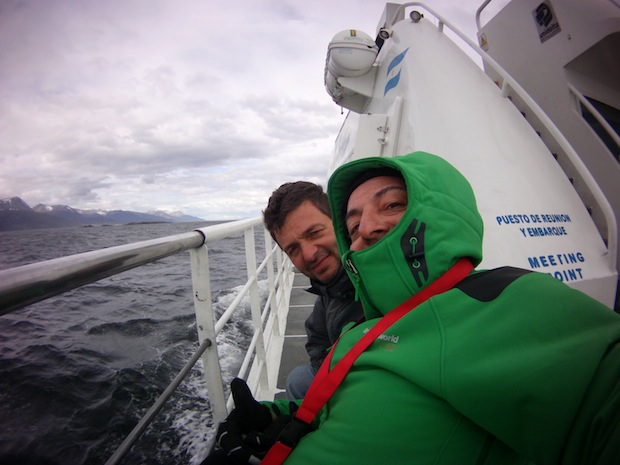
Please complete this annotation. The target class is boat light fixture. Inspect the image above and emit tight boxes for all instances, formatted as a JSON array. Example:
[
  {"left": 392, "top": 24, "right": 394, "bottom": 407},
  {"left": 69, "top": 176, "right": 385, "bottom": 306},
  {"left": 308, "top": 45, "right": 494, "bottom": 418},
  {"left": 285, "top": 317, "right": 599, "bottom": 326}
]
[
  {"left": 410, "top": 11, "right": 423, "bottom": 22},
  {"left": 378, "top": 28, "right": 393, "bottom": 40}
]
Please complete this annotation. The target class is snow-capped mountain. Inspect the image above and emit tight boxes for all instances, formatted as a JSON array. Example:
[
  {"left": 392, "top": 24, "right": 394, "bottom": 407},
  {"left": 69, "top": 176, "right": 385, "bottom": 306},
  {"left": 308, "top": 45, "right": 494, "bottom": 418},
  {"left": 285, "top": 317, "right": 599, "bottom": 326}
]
[
  {"left": 0, "top": 197, "right": 31, "bottom": 211},
  {"left": 0, "top": 197, "right": 204, "bottom": 231}
]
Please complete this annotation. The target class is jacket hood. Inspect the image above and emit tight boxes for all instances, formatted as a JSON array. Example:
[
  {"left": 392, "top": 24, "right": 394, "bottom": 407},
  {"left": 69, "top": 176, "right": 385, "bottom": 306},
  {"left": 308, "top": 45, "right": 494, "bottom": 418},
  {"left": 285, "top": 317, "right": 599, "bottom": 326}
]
[{"left": 327, "top": 152, "right": 484, "bottom": 319}]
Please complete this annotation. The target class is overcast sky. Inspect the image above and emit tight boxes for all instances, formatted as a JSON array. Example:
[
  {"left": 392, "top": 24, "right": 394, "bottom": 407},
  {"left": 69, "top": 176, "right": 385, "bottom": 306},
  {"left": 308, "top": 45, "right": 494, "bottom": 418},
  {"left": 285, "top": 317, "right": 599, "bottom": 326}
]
[{"left": 0, "top": 0, "right": 493, "bottom": 220}]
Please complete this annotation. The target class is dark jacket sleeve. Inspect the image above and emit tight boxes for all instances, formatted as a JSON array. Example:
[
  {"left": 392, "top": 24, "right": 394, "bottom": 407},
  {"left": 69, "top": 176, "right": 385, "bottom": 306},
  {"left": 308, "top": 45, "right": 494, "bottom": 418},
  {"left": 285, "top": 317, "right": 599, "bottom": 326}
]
[
  {"left": 305, "top": 296, "right": 331, "bottom": 372},
  {"left": 305, "top": 295, "right": 364, "bottom": 372}
]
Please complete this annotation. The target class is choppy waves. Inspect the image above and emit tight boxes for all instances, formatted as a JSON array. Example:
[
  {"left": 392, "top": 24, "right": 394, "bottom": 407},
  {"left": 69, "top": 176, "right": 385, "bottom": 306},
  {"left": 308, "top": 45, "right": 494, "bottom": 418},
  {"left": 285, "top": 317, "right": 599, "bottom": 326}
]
[{"left": 0, "top": 223, "right": 267, "bottom": 465}]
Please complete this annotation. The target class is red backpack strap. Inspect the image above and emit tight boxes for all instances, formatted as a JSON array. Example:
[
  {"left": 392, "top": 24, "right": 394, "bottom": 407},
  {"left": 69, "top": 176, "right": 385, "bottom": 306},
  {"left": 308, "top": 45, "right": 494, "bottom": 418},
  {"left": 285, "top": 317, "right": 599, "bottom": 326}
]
[{"left": 261, "top": 258, "right": 473, "bottom": 464}]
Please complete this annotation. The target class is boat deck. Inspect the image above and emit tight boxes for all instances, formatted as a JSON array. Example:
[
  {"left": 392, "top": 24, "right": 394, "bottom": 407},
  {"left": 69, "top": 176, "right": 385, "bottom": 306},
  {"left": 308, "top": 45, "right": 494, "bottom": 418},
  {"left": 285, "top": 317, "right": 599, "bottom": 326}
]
[{"left": 274, "top": 270, "right": 314, "bottom": 400}]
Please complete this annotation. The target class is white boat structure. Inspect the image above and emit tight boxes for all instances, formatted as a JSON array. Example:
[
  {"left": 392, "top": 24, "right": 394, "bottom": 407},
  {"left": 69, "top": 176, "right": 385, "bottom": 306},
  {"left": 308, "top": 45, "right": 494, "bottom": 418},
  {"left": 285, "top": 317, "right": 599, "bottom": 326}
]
[
  {"left": 325, "top": 0, "right": 618, "bottom": 309},
  {"left": 0, "top": 0, "right": 618, "bottom": 463}
]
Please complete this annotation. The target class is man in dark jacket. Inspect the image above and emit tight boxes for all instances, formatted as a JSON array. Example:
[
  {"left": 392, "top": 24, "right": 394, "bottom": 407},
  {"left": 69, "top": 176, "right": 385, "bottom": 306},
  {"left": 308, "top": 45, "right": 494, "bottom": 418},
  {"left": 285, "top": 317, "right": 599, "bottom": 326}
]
[{"left": 263, "top": 181, "right": 363, "bottom": 399}]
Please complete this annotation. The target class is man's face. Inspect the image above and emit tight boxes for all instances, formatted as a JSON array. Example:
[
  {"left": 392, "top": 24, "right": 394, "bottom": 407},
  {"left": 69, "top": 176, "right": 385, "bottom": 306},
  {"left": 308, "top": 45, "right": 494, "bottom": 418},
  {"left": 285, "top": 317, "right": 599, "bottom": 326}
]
[
  {"left": 275, "top": 200, "right": 341, "bottom": 283},
  {"left": 345, "top": 175, "right": 408, "bottom": 251}
]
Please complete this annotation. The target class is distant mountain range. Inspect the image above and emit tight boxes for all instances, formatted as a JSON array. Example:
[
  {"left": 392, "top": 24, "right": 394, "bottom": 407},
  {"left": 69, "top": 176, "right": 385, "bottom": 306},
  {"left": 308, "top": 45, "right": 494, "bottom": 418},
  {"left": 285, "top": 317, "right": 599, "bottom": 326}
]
[{"left": 0, "top": 197, "right": 205, "bottom": 232}]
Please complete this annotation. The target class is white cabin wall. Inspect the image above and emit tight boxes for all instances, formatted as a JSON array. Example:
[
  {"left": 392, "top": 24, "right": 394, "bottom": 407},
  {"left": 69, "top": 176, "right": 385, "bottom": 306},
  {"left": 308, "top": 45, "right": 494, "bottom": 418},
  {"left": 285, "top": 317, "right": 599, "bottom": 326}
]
[{"left": 478, "top": 0, "right": 620, "bottom": 275}]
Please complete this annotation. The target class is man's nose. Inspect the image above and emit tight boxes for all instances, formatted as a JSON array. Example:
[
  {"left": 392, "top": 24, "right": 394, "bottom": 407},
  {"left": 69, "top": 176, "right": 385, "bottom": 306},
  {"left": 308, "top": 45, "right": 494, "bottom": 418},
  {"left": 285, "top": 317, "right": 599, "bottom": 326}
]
[
  {"left": 353, "top": 210, "right": 388, "bottom": 251},
  {"left": 300, "top": 241, "right": 318, "bottom": 261}
]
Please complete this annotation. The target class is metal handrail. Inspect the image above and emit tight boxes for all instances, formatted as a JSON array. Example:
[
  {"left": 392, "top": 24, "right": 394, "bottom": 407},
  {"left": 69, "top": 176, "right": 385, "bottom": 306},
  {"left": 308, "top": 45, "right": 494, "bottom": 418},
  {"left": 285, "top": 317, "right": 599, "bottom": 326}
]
[
  {"left": 0, "top": 216, "right": 271, "bottom": 316},
  {"left": 475, "top": 0, "right": 497, "bottom": 30},
  {"left": 0, "top": 217, "right": 295, "bottom": 465},
  {"left": 384, "top": 2, "right": 618, "bottom": 273},
  {"left": 474, "top": 2, "right": 620, "bottom": 157},
  {"left": 0, "top": 231, "right": 204, "bottom": 315},
  {"left": 568, "top": 83, "right": 620, "bottom": 152}
]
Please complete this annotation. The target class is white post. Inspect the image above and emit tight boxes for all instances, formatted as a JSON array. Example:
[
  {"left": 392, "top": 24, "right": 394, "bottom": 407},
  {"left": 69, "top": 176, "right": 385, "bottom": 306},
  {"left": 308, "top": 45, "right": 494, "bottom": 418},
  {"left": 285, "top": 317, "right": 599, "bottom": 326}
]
[
  {"left": 189, "top": 244, "right": 227, "bottom": 423},
  {"left": 264, "top": 230, "right": 281, "bottom": 337},
  {"left": 276, "top": 248, "right": 292, "bottom": 329},
  {"left": 245, "top": 228, "right": 270, "bottom": 391}
]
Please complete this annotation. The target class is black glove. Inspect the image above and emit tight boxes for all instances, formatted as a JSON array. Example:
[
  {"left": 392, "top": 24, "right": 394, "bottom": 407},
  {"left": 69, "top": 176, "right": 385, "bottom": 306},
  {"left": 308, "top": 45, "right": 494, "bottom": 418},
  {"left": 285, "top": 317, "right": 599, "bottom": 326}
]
[
  {"left": 209, "top": 410, "right": 263, "bottom": 465},
  {"left": 202, "top": 378, "right": 304, "bottom": 464},
  {"left": 230, "top": 377, "right": 273, "bottom": 432},
  {"left": 202, "top": 378, "right": 278, "bottom": 465},
  {"left": 245, "top": 402, "right": 299, "bottom": 450}
]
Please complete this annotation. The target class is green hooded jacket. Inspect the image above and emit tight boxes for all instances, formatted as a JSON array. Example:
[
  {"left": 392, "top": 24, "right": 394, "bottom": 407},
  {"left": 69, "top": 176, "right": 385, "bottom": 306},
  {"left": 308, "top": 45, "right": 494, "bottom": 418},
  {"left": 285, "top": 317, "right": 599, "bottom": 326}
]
[{"left": 270, "top": 152, "right": 620, "bottom": 465}]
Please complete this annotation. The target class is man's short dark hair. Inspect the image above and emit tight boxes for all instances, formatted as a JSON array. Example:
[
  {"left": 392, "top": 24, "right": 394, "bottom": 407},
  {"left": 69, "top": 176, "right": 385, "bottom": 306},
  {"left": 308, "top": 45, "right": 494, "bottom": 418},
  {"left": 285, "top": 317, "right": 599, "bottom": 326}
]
[{"left": 263, "top": 181, "right": 331, "bottom": 243}]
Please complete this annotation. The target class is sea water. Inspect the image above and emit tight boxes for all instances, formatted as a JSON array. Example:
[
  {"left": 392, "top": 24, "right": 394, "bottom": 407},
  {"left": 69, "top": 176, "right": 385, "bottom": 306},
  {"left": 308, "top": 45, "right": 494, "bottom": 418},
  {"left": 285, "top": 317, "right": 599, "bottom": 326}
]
[{"left": 0, "top": 222, "right": 268, "bottom": 465}]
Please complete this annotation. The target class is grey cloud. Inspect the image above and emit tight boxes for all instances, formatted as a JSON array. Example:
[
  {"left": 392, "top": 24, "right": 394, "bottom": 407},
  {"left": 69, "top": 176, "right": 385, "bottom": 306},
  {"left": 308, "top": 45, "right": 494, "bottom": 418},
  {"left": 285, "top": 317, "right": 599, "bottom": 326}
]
[{"left": 0, "top": 0, "right": 482, "bottom": 218}]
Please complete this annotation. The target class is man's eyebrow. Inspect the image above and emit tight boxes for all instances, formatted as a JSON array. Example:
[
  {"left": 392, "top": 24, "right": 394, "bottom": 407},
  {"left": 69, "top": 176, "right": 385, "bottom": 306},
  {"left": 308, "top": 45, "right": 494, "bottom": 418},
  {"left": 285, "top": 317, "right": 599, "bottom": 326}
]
[
  {"left": 345, "top": 184, "right": 407, "bottom": 223},
  {"left": 344, "top": 208, "right": 360, "bottom": 224},
  {"left": 301, "top": 223, "right": 324, "bottom": 236},
  {"left": 283, "top": 223, "right": 324, "bottom": 247}
]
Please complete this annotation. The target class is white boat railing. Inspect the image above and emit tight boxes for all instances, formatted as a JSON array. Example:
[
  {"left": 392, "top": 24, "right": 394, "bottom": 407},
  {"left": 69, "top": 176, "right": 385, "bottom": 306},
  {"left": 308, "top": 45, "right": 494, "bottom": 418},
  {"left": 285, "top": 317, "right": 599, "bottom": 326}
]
[
  {"left": 0, "top": 217, "right": 295, "bottom": 465},
  {"left": 384, "top": 2, "right": 618, "bottom": 273},
  {"left": 567, "top": 83, "right": 620, "bottom": 154}
]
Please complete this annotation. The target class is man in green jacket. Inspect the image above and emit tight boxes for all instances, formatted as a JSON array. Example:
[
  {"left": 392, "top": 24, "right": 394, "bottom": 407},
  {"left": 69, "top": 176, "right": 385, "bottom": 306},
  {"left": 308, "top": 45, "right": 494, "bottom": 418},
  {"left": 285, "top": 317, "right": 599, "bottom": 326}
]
[{"left": 206, "top": 152, "right": 620, "bottom": 465}]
